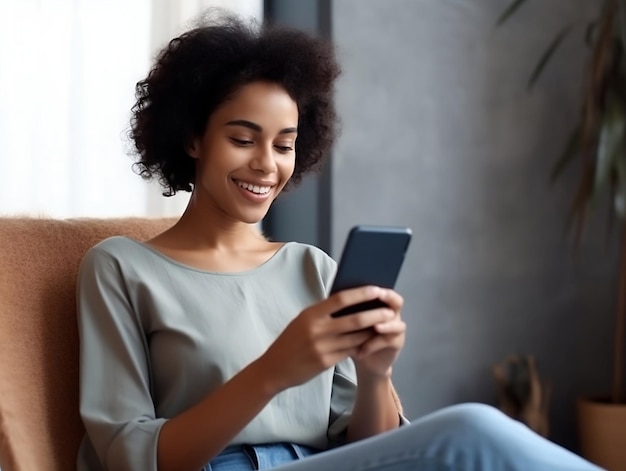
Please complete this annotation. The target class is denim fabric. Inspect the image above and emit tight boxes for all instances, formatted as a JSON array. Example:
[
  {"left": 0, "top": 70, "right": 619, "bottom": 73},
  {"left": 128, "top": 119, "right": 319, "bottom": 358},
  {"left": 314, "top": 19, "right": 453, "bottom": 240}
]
[
  {"left": 206, "top": 443, "right": 319, "bottom": 470},
  {"left": 204, "top": 445, "right": 256, "bottom": 471},
  {"left": 205, "top": 404, "right": 605, "bottom": 471},
  {"left": 272, "top": 404, "right": 605, "bottom": 471}
]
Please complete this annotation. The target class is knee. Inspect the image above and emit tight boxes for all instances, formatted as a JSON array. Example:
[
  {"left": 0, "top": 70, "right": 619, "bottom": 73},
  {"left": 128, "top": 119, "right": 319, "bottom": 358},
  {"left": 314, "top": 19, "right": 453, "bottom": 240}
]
[
  {"left": 427, "top": 402, "right": 514, "bottom": 437},
  {"left": 398, "top": 403, "right": 519, "bottom": 464},
  {"left": 440, "top": 403, "right": 507, "bottom": 424}
]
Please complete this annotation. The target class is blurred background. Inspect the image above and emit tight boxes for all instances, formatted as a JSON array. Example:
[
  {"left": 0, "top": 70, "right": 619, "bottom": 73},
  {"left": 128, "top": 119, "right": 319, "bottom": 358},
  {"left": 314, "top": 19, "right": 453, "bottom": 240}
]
[{"left": 0, "top": 0, "right": 616, "bottom": 454}]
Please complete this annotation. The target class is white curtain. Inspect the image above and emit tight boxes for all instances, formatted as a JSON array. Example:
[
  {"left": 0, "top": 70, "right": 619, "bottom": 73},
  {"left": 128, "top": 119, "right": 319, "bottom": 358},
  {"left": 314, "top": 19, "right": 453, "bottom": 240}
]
[{"left": 0, "top": 0, "right": 262, "bottom": 219}]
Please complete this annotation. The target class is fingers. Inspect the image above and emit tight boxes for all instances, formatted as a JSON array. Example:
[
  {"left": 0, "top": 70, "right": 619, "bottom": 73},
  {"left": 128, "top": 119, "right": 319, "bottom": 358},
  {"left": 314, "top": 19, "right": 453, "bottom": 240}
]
[
  {"left": 321, "top": 329, "right": 376, "bottom": 353},
  {"left": 328, "top": 286, "right": 403, "bottom": 314},
  {"left": 377, "top": 288, "right": 404, "bottom": 312},
  {"left": 327, "top": 285, "right": 383, "bottom": 313},
  {"left": 372, "top": 318, "right": 406, "bottom": 335},
  {"left": 331, "top": 307, "right": 395, "bottom": 334},
  {"left": 356, "top": 323, "right": 406, "bottom": 357},
  {"left": 327, "top": 285, "right": 402, "bottom": 311}
]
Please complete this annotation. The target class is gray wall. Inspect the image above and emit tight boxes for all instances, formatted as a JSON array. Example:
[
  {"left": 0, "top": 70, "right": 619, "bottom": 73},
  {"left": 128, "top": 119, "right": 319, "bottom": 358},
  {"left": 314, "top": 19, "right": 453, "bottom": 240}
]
[{"left": 330, "top": 0, "right": 615, "bottom": 451}]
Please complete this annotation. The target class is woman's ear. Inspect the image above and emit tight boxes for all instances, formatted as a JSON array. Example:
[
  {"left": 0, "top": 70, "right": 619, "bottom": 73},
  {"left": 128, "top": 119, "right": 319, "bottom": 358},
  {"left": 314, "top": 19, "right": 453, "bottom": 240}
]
[{"left": 185, "top": 136, "right": 200, "bottom": 159}]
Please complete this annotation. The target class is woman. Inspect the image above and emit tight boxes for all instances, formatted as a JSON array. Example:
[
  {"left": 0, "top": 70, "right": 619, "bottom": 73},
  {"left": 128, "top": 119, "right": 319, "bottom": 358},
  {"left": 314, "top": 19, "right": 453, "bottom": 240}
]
[{"left": 76, "top": 10, "right": 604, "bottom": 471}]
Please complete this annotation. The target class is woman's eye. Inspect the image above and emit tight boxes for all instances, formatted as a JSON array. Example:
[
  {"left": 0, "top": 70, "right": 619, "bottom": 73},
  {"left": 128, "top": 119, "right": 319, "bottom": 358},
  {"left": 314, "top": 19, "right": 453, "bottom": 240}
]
[
  {"left": 275, "top": 145, "right": 294, "bottom": 152},
  {"left": 231, "top": 138, "right": 253, "bottom": 146}
]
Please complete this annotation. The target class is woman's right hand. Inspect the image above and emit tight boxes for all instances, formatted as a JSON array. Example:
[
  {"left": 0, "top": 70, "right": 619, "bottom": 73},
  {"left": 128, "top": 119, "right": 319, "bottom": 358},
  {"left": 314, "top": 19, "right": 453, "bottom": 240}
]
[{"left": 258, "top": 286, "right": 395, "bottom": 393}]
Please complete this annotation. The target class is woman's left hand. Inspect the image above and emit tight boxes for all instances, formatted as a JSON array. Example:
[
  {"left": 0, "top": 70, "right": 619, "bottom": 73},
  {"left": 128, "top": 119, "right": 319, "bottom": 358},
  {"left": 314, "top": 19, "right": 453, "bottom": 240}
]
[{"left": 352, "top": 289, "right": 406, "bottom": 379}]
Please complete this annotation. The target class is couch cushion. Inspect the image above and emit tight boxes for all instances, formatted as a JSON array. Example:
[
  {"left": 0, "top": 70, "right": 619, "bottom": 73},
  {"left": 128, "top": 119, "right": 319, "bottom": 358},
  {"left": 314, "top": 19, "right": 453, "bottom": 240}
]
[{"left": 0, "top": 217, "right": 174, "bottom": 471}]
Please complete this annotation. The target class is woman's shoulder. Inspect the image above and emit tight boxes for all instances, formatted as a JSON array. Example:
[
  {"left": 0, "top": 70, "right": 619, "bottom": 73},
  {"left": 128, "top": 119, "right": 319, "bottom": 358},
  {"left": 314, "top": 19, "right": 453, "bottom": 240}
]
[
  {"left": 83, "top": 235, "right": 144, "bottom": 260},
  {"left": 80, "top": 238, "right": 338, "bottom": 278},
  {"left": 282, "top": 241, "right": 334, "bottom": 263},
  {"left": 280, "top": 241, "right": 337, "bottom": 279},
  {"left": 78, "top": 236, "right": 154, "bottom": 276}
]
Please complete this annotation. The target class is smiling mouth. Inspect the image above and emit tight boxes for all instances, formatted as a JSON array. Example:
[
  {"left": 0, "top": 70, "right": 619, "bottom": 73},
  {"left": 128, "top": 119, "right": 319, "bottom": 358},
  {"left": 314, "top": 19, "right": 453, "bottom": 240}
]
[{"left": 235, "top": 180, "right": 273, "bottom": 195}]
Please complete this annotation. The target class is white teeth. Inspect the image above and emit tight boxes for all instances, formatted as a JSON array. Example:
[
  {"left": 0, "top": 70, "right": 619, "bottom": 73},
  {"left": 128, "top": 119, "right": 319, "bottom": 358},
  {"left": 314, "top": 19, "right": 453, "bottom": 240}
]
[{"left": 237, "top": 181, "right": 271, "bottom": 194}]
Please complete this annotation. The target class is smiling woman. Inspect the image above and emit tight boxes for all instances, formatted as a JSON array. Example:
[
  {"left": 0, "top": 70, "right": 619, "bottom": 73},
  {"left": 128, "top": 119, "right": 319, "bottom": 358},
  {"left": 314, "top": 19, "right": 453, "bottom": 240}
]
[
  {"left": 74, "top": 8, "right": 607, "bottom": 471},
  {"left": 185, "top": 82, "right": 299, "bottom": 224}
]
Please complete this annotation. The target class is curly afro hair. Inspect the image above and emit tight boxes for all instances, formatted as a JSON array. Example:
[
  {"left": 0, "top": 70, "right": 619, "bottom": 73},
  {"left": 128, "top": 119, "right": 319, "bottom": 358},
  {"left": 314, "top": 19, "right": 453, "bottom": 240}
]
[{"left": 129, "top": 11, "right": 341, "bottom": 196}]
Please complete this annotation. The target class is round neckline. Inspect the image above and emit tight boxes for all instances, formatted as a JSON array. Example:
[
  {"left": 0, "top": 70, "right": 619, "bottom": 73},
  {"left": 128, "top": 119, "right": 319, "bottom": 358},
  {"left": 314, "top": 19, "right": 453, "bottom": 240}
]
[{"left": 120, "top": 237, "right": 294, "bottom": 276}]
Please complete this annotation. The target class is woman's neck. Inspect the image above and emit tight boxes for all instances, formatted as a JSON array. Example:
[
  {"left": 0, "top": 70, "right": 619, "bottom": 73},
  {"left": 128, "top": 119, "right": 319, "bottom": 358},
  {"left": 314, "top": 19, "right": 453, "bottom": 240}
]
[{"left": 171, "top": 214, "right": 264, "bottom": 250}]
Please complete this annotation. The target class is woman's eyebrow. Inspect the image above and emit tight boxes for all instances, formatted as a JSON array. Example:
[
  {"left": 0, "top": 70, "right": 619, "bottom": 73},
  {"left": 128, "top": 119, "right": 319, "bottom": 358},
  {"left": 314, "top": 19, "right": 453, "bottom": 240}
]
[
  {"left": 225, "top": 119, "right": 297, "bottom": 134},
  {"left": 226, "top": 119, "right": 262, "bottom": 132}
]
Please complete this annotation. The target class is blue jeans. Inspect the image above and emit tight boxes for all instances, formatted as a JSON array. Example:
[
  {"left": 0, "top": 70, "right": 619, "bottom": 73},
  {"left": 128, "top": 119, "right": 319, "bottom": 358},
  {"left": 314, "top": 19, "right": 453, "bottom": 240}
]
[
  {"left": 206, "top": 443, "right": 318, "bottom": 470},
  {"left": 207, "top": 403, "right": 605, "bottom": 470}
]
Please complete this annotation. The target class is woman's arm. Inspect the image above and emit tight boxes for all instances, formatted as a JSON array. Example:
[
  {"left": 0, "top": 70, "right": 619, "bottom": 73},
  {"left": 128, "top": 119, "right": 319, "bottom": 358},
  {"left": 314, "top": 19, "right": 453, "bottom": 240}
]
[
  {"left": 345, "top": 288, "right": 407, "bottom": 441},
  {"left": 79, "top": 247, "right": 284, "bottom": 471},
  {"left": 156, "top": 356, "right": 278, "bottom": 470},
  {"left": 346, "top": 373, "right": 401, "bottom": 441},
  {"left": 80, "top": 244, "right": 399, "bottom": 471},
  {"left": 157, "top": 286, "right": 398, "bottom": 471}
]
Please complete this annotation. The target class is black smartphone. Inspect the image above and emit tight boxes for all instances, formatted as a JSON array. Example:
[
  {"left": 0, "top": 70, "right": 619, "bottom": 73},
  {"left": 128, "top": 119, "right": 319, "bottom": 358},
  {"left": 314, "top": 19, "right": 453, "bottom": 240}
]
[{"left": 329, "top": 225, "right": 412, "bottom": 317}]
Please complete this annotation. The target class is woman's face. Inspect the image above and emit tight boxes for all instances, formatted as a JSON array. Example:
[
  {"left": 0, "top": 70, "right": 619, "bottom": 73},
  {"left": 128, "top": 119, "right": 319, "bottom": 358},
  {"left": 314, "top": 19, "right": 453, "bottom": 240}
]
[{"left": 188, "top": 81, "right": 298, "bottom": 224}]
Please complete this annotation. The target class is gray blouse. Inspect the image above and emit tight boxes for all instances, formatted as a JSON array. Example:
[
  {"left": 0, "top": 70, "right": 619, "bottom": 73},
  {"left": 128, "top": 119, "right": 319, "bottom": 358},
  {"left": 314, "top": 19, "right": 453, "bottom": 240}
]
[{"left": 76, "top": 237, "right": 357, "bottom": 471}]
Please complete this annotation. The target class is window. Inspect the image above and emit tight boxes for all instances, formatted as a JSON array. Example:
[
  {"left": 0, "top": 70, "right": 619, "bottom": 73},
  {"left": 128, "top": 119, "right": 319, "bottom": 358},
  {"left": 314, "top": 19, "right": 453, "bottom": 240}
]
[{"left": 0, "top": 0, "right": 262, "bottom": 218}]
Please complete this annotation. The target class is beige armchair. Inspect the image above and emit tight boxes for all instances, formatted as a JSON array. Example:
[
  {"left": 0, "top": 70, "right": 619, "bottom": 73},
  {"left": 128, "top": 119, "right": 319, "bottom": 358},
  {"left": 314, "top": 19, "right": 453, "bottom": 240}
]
[{"left": 0, "top": 217, "right": 174, "bottom": 471}]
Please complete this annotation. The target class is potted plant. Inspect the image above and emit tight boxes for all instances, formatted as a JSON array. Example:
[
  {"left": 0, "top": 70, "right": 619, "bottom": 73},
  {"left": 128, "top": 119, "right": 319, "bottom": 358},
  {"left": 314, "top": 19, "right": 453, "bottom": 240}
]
[{"left": 499, "top": 1, "right": 626, "bottom": 469}]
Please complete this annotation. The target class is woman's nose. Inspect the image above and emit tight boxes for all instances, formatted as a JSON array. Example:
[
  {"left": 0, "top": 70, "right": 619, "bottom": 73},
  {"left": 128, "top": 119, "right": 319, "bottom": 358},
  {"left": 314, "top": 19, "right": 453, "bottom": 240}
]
[{"left": 250, "top": 143, "right": 278, "bottom": 173}]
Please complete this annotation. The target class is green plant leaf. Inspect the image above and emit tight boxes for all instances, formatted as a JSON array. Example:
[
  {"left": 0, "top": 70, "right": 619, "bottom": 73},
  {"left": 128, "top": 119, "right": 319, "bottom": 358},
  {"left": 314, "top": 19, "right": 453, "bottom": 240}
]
[
  {"left": 593, "top": 101, "right": 625, "bottom": 209},
  {"left": 496, "top": 0, "right": 529, "bottom": 27},
  {"left": 605, "top": 172, "right": 617, "bottom": 241},
  {"left": 570, "top": 4, "right": 618, "bottom": 236},
  {"left": 609, "top": 97, "right": 626, "bottom": 218},
  {"left": 614, "top": 151, "right": 626, "bottom": 219},
  {"left": 551, "top": 126, "right": 581, "bottom": 183},
  {"left": 528, "top": 26, "right": 572, "bottom": 89}
]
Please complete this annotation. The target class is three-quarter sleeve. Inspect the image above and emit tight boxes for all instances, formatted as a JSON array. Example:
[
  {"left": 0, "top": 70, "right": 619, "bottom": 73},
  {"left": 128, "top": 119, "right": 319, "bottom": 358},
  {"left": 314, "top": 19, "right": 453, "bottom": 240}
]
[{"left": 77, "top": 247, "right": 166, "bottom": 471}]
